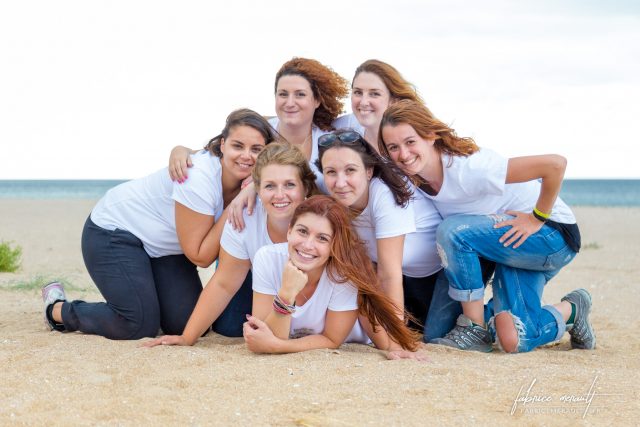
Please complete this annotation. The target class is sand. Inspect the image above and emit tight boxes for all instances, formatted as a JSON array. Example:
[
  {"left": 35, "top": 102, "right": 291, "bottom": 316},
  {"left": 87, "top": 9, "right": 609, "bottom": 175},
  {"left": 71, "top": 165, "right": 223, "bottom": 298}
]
[{"left": 0, "top": 199, "right": 638, "bottom": 426}]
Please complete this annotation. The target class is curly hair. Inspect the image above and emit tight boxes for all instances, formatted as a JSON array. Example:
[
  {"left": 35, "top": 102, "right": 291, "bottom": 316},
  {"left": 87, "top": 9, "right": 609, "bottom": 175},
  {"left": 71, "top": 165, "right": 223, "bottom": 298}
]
[
  {"left": 379, "top": 100, "right": 479, "bottom": 161},
  {"left": 275, "top": 58, "right": 349, "bottom": 131},
  {"left": 290, "top": 195, "right": 420, "bottom": 351},
  {"left": 353, "top": 59, "right": 423, "bottom": 103}
]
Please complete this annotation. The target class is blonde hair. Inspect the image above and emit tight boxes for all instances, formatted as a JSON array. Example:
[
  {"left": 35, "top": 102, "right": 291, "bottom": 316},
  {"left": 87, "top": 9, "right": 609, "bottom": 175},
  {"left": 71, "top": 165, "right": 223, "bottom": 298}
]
[{"left": 252, "top": 142, "right": 319, "bottom": 197}]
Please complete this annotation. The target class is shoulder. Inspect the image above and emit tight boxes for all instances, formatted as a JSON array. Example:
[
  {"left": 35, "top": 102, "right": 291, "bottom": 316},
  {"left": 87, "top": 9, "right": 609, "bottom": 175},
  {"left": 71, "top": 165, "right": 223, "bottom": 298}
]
[
  {"left": 369, "top": 178, "right": 404, "bottom": 208},
  {"left": 254, "top": 242, "right": 288, "bottom": 264},
  {"left": 332, "top": 114, "right": 362, "bottom": 133},
  {"left": 268, "top": 116, "right": 279, "bottom": 130}
]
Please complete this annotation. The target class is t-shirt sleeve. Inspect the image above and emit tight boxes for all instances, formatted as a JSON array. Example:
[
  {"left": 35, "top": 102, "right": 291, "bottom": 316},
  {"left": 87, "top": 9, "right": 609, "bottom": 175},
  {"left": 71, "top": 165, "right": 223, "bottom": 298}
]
[
  {"left": 457, "top": 148, "right": 507, "bottom": 197},
  {"left": 371, "top": 180, "right": 416, "bottom": 239},
  {"left": 219, "top": 212, "right": 250, "bottom": 260},
  {"left": 251, "top": 247, "right": 280, "bottom": 296},
  {"left": 327, "top": 281, "right": 358, "bottom": 312},
  {"left": 172, "top": 154, "right": 221, "bottom": 217}
]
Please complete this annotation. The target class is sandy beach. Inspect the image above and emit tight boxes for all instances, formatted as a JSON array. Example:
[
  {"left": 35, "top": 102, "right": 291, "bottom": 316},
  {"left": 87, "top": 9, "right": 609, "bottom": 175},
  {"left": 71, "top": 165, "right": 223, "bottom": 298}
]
[{"left": 0, "top": 199, "right": 638, "bottom": 426}]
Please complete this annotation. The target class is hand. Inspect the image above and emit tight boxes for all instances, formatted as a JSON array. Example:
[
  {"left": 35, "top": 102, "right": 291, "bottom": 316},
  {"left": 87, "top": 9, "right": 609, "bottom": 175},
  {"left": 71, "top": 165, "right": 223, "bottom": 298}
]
[
  {"left": 386, "top": 349, "right": 430, "bottom": 362},
  {"left": 226, "top": 183, "right": 257, "bottom": 231},
  {"left": 169, "top": 146, "right": 193, "bottom": 183},
  {"left": 281, "top": 260, "right": 308, "bottom": 301},
  {"left": 243, "top": 315, "right": 281, "bottom": 353},
  {"left": 494, "top": 210, "right": 544, "bottom": 249},
  {"left": 141, "top": 335, "right": 189, "bottom": 348}
]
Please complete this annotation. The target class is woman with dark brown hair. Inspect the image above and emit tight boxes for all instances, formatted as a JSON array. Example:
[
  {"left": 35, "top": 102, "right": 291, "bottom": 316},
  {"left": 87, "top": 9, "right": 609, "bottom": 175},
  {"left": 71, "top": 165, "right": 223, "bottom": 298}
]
[
  {"left": 42, "top": 109, "right": 276, "bottom": 340},
  {"left": 243, "top": 195, "right": 422, "bottom": 356}
]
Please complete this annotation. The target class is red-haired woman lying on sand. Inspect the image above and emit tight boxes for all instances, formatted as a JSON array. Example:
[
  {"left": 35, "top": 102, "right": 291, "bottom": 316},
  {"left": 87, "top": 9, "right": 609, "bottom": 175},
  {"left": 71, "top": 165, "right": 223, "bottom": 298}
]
[{"left": 242, "top": 195, "right": 426, "bottom": 360}]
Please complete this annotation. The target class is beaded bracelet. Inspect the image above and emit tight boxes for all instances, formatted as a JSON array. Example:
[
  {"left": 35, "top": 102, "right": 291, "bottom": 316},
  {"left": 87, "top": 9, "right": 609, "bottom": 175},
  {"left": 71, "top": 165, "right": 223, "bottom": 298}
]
[{"left": 273, "top": 293, "right": 296, "bottom": 315}]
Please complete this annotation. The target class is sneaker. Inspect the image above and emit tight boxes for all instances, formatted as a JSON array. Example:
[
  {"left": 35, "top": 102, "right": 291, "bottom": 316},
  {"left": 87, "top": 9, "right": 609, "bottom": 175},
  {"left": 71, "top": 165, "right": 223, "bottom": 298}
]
[
  {"left": 562, "top": 288, "right": 596, "bottom": 350},
  {"left": 42, "top": 281, "right": 66, "bottom": 331},
  {"left": 430, "top": 314, "right": 493, "bottom": 352}
]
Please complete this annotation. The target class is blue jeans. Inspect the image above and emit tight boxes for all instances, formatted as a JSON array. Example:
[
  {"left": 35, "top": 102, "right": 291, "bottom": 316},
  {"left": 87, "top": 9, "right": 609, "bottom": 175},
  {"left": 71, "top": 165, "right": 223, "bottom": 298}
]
[
  {"left": 61, "top": 216, "right": 249, "bottom": 339},
  {"left": 424, "top": 262, "right": 495, "bottom": 342},
  {"left": 436, "top": 214, "right": 577, "bottom": 352}
]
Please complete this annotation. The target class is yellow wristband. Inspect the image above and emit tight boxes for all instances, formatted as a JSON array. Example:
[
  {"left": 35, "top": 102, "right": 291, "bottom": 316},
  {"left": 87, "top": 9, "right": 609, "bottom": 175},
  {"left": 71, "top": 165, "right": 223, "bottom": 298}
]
[{"left": 533, "top": 207, "right": 551, "bottom": 219}]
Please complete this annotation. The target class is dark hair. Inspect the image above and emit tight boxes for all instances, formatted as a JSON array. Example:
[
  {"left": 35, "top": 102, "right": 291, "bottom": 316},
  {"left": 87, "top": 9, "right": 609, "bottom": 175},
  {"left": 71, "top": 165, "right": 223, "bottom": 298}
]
[
  {"left": 290, "top": 196, "right": 419, "bottom": 350},
  {"left": 252, "top": 142, "right": 319, "bottom": 198},
  {"left": 315, "top": 129, "right": 412, "bottom": 207},
  {"left": 353, "top": 59, "right": 423, "bottom": 103},
  {"left": 275, "top": 58, "right": 349, "bottom": 131},
  {"left": 205, "top": 108, "right": 278, "bottom": 157},
  {"left": 379, "top": 100, "right": 478, "bottom": 161}
]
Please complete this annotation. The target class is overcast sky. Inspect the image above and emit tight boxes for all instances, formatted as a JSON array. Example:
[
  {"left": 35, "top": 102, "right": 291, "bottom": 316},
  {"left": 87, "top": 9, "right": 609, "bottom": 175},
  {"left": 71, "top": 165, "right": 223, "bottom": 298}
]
[{"left": 1, "top": 0, "right": 638, "bottom": 179}]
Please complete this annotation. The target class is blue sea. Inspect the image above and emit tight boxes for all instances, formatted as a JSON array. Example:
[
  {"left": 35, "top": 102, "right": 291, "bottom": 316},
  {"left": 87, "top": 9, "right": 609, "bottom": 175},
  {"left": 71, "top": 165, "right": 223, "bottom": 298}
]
[{"left": 0, "top": 179, "right": 639, "bottom": 206}]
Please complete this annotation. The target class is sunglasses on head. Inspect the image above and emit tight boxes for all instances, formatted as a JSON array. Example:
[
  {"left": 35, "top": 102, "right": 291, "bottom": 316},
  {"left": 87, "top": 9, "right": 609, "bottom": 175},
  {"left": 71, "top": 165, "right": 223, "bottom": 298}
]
[{"left": 318, "top": 130, "right": 363, "bottom": 147}]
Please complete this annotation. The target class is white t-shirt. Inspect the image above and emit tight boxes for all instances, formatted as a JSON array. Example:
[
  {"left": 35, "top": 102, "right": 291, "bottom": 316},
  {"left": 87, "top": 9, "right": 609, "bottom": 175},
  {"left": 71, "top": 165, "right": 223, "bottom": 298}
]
[
  {"left": 352, "top": 178, "right": 442, "bottom": 278},
  {"left": 420, "top": 148, "right": 576, "bottom": 224},
  {"left": 219, "top": 199, "right": 272, "bottom": 264},
  {"left": 268, "top": 117, "right": 330, "bottom": 193},
  {"left": 91, "top": 151, "right": 224, "bottom": 257},
  {"left": 252, "top": 243, "right": 367, "bottom": 342},
  {"left": 332, "top": 113, "right": 365, "bottom": 135}
]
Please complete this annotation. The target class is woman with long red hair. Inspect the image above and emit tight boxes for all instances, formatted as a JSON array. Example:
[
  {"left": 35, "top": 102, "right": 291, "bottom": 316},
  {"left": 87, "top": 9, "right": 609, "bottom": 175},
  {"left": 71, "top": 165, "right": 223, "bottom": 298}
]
[{"left": 243, "top": 195, "right": 422, "bottom": 357}]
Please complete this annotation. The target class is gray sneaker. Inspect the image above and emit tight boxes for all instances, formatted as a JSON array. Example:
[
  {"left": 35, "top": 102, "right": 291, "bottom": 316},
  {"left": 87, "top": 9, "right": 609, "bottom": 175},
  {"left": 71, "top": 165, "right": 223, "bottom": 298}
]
[
  {"left": 42, "top": 281, "right": 66, "bottom": 331},
  {"left": 562, "top": 288, "right": 596, "bottom": 350},
  {"left": 430, "top": 314, "right": 493, "bottom": 352}
]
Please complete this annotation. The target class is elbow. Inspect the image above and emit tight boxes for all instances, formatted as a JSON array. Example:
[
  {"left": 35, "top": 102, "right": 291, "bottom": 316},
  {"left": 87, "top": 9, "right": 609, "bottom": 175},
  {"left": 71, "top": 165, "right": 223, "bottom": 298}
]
[
  {"left": 186, "top": 253, "right": 214, "bottom": 269},
  {"left": 326, "top": 340, "right": 342, "bottom": 350},
  {"left": 551, "top": 154, "right": 567, "bottom": 175}
]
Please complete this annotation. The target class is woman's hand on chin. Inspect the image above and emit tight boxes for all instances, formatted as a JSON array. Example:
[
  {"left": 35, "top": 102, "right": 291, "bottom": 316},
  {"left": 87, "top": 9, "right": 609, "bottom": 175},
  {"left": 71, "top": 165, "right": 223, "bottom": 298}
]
[
  {"left": 243, "top": 315, "right": 282, "bottom": 353},
  {"left": 141, "top": 335, "right": 189, "bottom": 348}
]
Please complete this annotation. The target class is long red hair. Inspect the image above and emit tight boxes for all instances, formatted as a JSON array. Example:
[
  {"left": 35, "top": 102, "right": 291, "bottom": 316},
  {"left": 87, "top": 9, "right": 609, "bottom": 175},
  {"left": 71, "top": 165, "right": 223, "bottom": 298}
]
[{"left": 290, "top": 195, "right": 419, "bottom": 351}]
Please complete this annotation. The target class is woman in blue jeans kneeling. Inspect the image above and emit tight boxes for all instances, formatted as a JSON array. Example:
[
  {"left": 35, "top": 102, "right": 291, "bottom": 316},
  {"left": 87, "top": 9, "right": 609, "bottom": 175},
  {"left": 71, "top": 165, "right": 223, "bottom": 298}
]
[
  {"left": 379, "top": 100, "right": 596, "bottom": 353},
  {"left": 41, "top": 109, "right": 276, "bottom": 340}
]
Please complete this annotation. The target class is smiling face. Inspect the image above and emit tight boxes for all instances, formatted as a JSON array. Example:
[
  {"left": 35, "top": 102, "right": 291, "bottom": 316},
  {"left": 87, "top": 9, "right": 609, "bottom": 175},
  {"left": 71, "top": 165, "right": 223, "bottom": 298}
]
[
  {"left": 220, "top": 125, "right": 267, "bottom": 181},
  {"left": 381, "top": 123, "right": 438, "bottom": 177},
  {"left": 321, "top": 147, "right": 372, "bottom": 212},
  {"left": 287, "top": 212, "right": 333, "bottom": 273},
  {"left": 275, "top": 75, "right": 321, "bottom": 129},
  {"left": 351, "top": 71, "right": 393, "bottom": 130},
  {"left": 258, "top": 164, "right": 306, "bottom": 221}
]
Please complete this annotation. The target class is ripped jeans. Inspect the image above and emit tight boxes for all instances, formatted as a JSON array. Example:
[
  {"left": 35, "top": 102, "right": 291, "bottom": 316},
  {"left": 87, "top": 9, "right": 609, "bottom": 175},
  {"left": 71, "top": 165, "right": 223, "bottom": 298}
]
[{"left": 436, "top": 214, "right": 577, "bottom": 353}]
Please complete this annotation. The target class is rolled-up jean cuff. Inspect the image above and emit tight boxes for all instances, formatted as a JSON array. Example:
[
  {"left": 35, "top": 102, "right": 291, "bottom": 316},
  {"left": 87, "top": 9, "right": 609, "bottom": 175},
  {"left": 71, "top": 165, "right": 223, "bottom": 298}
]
[
  {"left": 543, "top": 304, "right": 566, "bottom": 341},
  {"left": 448, "top": 286, "right": 485, "bottom": 302}
]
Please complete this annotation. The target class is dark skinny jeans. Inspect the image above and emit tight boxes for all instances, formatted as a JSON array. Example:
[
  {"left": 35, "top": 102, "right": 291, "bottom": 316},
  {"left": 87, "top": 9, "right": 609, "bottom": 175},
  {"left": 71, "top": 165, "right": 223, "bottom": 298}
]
[{"left": 60, "top": 216, "right": 250, "bottom": 340}]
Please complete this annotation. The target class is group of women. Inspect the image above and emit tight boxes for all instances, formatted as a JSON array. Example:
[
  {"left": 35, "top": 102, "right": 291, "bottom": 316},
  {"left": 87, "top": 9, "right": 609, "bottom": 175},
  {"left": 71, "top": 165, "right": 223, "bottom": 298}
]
[{"left": 42, "top": 57, "right": 596, "bottom": 357}]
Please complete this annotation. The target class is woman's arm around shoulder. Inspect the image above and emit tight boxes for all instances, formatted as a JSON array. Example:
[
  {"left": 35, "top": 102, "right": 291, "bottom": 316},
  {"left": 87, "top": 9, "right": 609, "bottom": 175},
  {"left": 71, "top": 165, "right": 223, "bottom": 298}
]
[{"left": 169, "top": 145, "right": 199, "bottom": 182}]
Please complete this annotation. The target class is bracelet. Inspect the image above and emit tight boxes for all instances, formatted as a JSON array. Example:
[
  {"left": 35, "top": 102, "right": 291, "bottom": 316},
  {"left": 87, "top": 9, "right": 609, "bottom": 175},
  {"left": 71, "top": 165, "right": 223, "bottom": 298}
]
[
  {"left": 272, "top": 293, "right": 296, "bottom": 315},
  {"left": 532, "top": 207, "right": 550, "bottom": 222}
]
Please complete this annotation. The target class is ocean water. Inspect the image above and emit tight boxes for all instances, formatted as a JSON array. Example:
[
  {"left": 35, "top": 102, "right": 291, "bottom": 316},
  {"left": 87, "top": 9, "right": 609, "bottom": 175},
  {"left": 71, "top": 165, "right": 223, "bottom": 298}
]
[{"left": 0, "top": 179, "right": 639, "bottom": 206}]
